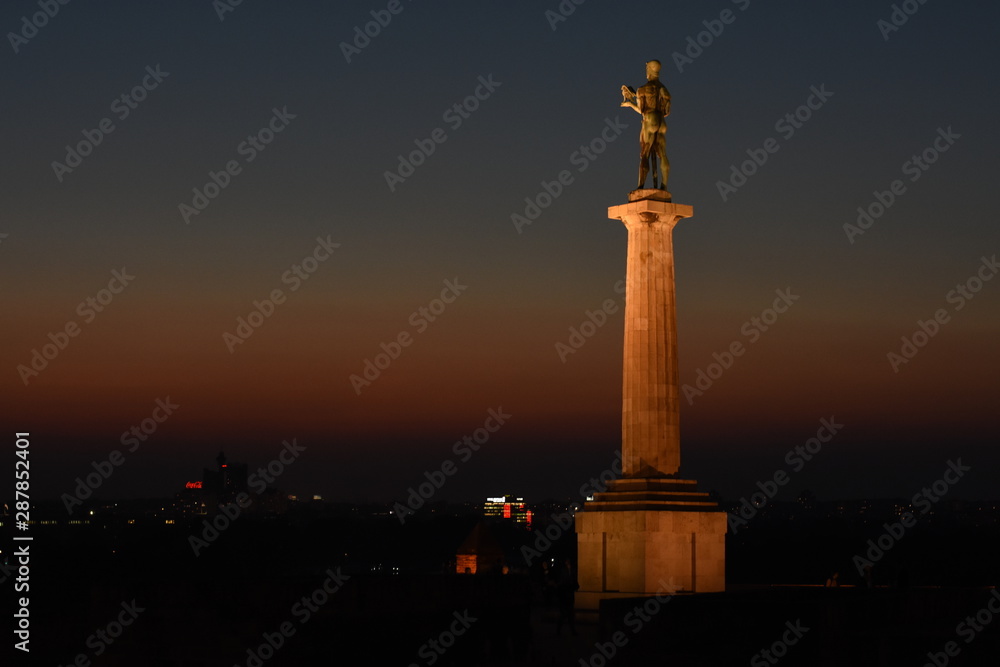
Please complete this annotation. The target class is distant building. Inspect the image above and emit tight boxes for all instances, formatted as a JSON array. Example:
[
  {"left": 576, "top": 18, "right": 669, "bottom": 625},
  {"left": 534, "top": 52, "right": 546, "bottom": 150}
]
[
  {"left": 254, "top": 487, "right": 289, "bottom": 516},
  {"left": 484, "top": 495, "right": 532, "bottom": 527},
  {"left": 455, "top": 521, "right": 505, "bottom": 574},
  {"left": 174, "top": 484, "right": 207, "bottom": 517},
  {"left": 203, "top": 451, "right": 248, "bottom": 495}
]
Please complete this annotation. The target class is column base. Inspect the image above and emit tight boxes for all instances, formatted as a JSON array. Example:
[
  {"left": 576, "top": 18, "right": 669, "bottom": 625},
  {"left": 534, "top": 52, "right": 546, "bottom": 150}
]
[{"left": 576, "top": 478, "right": 726, "bottom": 611}]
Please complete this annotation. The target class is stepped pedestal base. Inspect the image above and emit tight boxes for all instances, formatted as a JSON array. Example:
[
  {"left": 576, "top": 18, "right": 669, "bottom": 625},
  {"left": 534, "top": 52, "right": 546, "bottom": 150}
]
[{"left": 576, "top": 478, "right": 726, "bottom": 610}]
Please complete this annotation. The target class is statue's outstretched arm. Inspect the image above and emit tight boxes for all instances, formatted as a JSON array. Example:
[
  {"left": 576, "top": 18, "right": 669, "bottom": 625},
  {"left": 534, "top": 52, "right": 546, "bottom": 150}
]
[{"left": 620, "top": 85, "right": 641, "bottom": 114}]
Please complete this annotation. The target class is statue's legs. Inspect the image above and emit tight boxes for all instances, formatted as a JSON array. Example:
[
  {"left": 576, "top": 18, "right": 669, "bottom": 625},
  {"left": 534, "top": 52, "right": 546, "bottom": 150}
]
[
  {"left": 656, "top": 129, "right": 669, "bottom": 191},
  {"left": 638, "top": 140, "right": 653, "bottom": 189},
  {"left": 658, "top": 148, "right": 669, "bottom": 191}
]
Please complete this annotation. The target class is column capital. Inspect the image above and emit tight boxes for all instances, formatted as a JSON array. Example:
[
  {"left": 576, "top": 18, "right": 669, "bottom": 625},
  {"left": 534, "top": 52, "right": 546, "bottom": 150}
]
[{"left": 609, "top": 199, "right": 694, "bottom": 227}]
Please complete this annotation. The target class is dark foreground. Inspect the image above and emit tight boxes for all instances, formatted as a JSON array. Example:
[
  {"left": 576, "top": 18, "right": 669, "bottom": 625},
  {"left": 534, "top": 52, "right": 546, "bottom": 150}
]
[{"left": 9, "top": 502, "right": 999, "bottom": 665}]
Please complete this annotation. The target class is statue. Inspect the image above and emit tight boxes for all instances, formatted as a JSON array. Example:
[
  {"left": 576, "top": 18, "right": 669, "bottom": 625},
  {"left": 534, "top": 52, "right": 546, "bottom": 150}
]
[{"left": 620, "top": 60, "right": 671, "bottom": 196}]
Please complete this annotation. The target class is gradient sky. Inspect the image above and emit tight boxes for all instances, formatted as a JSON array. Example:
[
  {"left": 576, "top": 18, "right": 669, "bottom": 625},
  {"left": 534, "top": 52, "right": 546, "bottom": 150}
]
[{"left": 2, "top": 0, "right": 998, "bottom": 504}]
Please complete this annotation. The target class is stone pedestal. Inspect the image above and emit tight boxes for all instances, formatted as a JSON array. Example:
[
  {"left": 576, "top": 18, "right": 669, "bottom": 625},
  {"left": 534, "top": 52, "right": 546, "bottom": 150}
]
[
  {"left": 576, "top": 479, "right": 726, "bottom": 610},
  {"left": 576, "top": 193, "right": 726, "bottom": 609}
]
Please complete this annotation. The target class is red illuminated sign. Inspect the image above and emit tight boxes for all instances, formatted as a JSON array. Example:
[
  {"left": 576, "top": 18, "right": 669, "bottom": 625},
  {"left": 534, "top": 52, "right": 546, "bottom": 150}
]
[{"left": 185, "top": 481, "right": 203, "bottom": 489}]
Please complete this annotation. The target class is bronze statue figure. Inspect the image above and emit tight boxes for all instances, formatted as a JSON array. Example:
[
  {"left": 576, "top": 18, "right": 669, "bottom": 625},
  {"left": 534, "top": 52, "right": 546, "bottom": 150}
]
[{"left": 621, "top": 60, "right": 671, "bottom": 194}]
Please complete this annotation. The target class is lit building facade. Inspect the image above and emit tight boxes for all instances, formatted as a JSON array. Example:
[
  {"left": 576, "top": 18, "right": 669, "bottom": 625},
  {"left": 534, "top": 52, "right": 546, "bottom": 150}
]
[{"left": 483, "top": 495, "right": 532, "bottom": 527}]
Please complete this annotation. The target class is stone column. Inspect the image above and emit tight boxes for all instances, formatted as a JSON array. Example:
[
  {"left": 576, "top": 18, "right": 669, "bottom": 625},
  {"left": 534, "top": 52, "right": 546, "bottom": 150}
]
[
  {"left": 576, "top": 193, "right": 724, "bottom": 608},
  {"left": 608, "top": 195, "right": 693, "bottom": 478}
]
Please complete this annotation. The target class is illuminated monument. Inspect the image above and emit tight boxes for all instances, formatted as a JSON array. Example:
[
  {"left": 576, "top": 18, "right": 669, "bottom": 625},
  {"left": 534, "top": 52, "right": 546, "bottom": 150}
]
[{"left": 575, "top": 61, "right": 726, "bottom": 608}]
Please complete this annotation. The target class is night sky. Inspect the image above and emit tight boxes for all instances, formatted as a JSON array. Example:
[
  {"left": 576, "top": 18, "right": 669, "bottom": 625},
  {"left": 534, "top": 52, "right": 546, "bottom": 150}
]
[{"left": 3, "top": 0, "right": 998, "bottom": 504}]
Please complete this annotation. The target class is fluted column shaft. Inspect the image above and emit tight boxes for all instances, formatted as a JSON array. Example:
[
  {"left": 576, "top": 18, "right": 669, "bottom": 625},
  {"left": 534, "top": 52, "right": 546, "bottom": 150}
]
[{"left": 608, "top": 200, "right": 693, "bottom": 478}]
